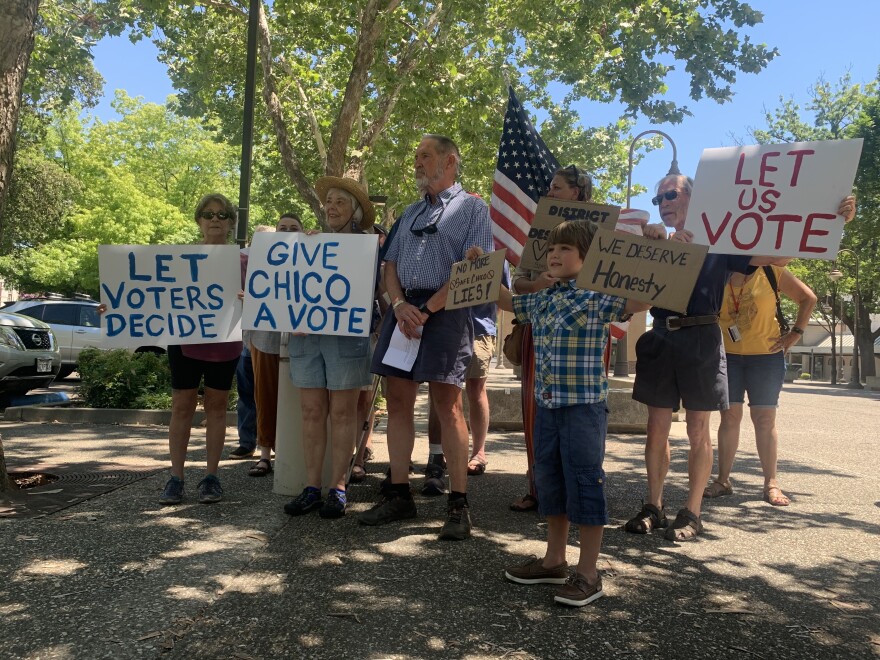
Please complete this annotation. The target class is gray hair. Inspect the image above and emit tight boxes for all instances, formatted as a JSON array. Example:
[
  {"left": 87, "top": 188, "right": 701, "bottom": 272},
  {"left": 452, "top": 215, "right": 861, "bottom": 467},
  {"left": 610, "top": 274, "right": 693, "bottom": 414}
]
[
  {"left": 655, "top": 174, "right": 694, "bottom": 195},
  {"left": 423, "top": 134, "right": 461, "bottom": 178},
  {"left": 327, "top": 187, "right": 364, "bottom": 225}
]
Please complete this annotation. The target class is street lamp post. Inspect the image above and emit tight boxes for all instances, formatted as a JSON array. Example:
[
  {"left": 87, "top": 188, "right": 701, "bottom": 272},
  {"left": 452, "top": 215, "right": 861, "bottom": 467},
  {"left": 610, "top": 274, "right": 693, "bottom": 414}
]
[
  {"left": 614, "top": 130, "right": 680, "bottom": 377},
  {"left": 828, "top": 248, "right": 862, "bottom": 389}
]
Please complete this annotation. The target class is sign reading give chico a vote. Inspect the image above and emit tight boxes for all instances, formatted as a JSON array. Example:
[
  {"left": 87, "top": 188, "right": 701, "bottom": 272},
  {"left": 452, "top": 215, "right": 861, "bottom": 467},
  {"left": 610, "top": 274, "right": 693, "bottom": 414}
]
[
  {"left": 683, "top": 139, "right": 863, "bottom": 259},
  {"left": 99, "top": 245, "right": 243, "bottom": 348},
  {"left": 519, "top": 197, "right": 619, "bottom": 272},
  {"left": 576, "top": 229, "right": 708, "bottom": 314},
  {"left": 242, "top": 232, "right": 378, "bottom": 336}
]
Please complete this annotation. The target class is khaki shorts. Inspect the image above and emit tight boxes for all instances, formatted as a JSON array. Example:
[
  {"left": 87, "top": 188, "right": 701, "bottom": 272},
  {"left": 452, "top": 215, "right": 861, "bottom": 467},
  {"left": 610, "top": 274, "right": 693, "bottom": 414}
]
[{"left": 465, "top": 334, "right": 496, "bottom": 380}]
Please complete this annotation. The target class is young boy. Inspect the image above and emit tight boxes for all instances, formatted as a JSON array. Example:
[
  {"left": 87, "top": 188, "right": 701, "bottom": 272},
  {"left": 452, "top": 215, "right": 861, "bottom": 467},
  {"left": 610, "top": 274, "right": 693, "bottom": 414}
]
[{"left": 487, "top": 221, "right": 650, "bottom": 606}]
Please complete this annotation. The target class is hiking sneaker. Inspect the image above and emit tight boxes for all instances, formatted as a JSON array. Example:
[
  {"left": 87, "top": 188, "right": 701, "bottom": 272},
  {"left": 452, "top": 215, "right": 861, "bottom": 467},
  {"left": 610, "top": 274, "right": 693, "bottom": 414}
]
[
  {"left": 227, "top": 446, "right": 255, "bottom": 459},
  {"left": 438, "top": 497, "right": 471, "bottom": 540},
  {"left": 504, "top": 556, "right": 569, "bottom": 585},
  {"left": 423, "top": 453, "right": 447, "bottom": 474},
  {"left": 624, "top": 502, "right": 668, "bottom": 534},
  {"left": 554, "top": 574, "right": 604, "bottom": 607},
  {"left": 159, "top": 476, "right": 184, "bottom": 505},
  {"left": 358, "top": 492, "right": 417, "bottom": 526},
  {"left": 197, "top": 474, "right": 223, "bottom": 504},
  {"left": 378, "top": 463, "right": 415, "bottom": 492},
  {"left": 284, "top": 487, "right": 323, "bottom": 516},
  {"left": 319, "top": 489, "right": 347, "bottom": 519},
  {"left": 421, "top": 463, "right": 446, "bottom": 497},
  {"left": 664, "top": 507, "right": 703, "bottom": 541}
]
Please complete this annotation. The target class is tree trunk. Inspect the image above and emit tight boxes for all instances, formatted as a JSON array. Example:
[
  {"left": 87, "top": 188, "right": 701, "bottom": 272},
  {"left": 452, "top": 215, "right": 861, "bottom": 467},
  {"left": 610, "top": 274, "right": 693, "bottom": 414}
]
[{"left": 0, "top": 0, "right": 40, "bottom": 491}]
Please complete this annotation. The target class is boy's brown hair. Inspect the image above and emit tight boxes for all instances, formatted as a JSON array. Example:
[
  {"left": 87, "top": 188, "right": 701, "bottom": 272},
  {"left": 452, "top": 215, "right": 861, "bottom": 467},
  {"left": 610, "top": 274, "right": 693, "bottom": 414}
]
[{"left": 548, "top": 220, "right": 598, "bottom": 259}]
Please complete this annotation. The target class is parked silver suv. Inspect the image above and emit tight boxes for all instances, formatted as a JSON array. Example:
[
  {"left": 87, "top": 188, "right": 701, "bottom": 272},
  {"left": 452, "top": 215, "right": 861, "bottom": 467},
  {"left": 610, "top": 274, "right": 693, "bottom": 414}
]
[{"left": 0, "top": 311, "right": 61, "bottom": 396}]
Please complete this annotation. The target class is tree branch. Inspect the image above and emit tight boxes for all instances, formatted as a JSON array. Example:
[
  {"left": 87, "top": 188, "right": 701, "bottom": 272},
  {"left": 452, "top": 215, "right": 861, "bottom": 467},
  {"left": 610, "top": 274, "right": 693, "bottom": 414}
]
[{"left": 278, "top": 56, "right": 327, "bottom": 171}]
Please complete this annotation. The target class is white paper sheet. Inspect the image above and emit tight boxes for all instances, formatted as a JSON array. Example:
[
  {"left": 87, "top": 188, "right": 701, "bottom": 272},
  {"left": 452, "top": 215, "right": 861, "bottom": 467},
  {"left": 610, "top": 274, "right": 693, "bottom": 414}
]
[{"left": 381, "top": 325, "right": 422, "bottom": 371}]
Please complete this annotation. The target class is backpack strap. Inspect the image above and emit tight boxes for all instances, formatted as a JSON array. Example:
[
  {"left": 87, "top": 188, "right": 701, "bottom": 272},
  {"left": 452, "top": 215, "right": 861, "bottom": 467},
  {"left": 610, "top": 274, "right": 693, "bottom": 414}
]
[{"left": 762, "top": 266, "right": 790, "bottom": 334}]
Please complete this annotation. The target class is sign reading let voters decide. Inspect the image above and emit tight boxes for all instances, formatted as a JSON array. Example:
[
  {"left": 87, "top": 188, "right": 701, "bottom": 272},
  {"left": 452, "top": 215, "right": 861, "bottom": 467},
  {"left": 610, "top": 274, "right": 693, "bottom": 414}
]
[
  {"left": 99, "top": 245, "right": 243, "bottom": 348},
  {"left": 683, "top": 139, "right": 863, "bottom": 259},
  {"left": 242, "top": 232, "right": 379, "bottom": 337}
]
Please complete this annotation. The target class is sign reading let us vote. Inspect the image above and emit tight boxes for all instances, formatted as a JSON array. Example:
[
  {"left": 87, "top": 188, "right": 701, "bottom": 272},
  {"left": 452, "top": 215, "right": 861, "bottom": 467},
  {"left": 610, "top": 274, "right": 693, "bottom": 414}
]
[
  {"left": 99, "top": 245, "right": 243, "bottom": 348},
  {"left": 519, "top": 197, "right": 619, "bottom": 272},
  {"left": 242, "top": 232, "right": 379, "bottom": 336}
]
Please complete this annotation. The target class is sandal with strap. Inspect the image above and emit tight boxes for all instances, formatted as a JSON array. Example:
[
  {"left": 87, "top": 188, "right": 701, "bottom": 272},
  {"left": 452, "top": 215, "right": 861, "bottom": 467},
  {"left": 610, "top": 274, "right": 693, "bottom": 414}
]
[
  {"left": 467, "top": 457, "right": 488, "bottom": 476},
  {"left": 248, "top": 459, "right": 273, "bottom": 477},
  {"left": 349, "top": 464, "right": 366, "bottom": 484},
  {"left": 624, "top": 502, "right": 668, "bottom": 534},
  {"left": 703, "top": 479, "right": 733, "bottom": 499},
  {"left": 764, "top": 485, "right": 790, "bottom": 507},
  {"left": 509, "top": 493, "right": 538, "bottom": 512},
  {"left": 664, "top": 507, "right": 703, "bottom": 541}
]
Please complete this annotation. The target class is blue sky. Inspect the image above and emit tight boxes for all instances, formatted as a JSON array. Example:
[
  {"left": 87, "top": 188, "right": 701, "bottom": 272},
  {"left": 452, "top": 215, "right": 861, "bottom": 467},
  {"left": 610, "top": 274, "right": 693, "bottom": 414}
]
[{"left": 90, "top": 1, "right": 879, "bottom": 216}]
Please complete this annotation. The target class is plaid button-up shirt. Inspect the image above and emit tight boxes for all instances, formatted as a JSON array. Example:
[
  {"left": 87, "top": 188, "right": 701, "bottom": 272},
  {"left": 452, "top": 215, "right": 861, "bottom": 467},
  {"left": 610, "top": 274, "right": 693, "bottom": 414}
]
[{"left": 513, "top": 280, "right": 626, "bottom": 409}]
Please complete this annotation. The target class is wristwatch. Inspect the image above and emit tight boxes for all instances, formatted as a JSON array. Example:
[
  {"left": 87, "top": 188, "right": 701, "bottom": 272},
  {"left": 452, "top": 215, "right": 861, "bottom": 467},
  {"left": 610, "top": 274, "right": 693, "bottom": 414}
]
[
  {"left": 790, "top": 326, "right": 804, "bottom": 335},
  {"left": 418, "top": 303, "right": 434, "bottom": 317}
]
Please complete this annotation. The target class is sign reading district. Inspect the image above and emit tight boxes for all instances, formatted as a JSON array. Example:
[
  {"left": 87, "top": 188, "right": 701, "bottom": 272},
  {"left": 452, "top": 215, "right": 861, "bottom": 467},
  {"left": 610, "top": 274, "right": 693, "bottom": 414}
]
[
  {"left": 576, "top": 229, "right": 708, "bottom": 314},
  {"left": 99, "top": 244, "right": 243, "bottom": 348},
  {"left": 243, "top": 232, "right": 378, "bottom": 336},
  {"left": 683, "top": 139, "right": 863, "bottom": 259},
  {"left": 445, "top": 249, "right": 506, "bottom": 310},
  {"left": 519, "top": 197, "right": 620, "bottom": 272}
]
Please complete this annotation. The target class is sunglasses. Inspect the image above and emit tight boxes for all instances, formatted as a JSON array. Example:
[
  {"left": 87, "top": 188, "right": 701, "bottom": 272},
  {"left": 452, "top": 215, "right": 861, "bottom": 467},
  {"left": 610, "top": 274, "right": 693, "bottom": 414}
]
[
  {"left": 409, "top": 204, "right": 443, "bottom": 237},
  {"left": 198, "top": 211, "right": 232, "bottom": 220},
  {"left": 651, "top": 190, "right": 681, "bottom": 206}
]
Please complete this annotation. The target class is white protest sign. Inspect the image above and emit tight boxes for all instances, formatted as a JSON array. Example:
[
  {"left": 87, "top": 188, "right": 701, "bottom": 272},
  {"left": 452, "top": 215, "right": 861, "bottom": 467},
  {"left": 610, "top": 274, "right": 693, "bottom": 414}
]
[
  {"left": 99, "top": 245, "right": 243, "bottom": 348},
  {"left": 242, "top": 232, "right": 379, "bottom": 336},
  {"left": 445, "top": 249, "right": 506, "bottom": 310},
  {"left": 683, "top": 139, "right": 863, "bottom": 259}
]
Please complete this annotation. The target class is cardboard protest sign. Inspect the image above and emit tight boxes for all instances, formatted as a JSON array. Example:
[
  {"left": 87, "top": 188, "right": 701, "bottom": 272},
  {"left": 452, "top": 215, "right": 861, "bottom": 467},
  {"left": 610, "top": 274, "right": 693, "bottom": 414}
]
[
  {"left": 519, "top": 197, "right": 620, "bottom": 272},
  {"left": 242, "top": 232, "right": 378, "bottom": 336},
  {"left": 99, "top": 245, "right": 243, "bottom": 348},
  {"left": 683, "top": 139, "right": 863, "bottom": 259},
  {"left": 576, "top": 229, "right": 708, "bottom": 314},
  {"left": 445, "top": 249, "right": 506, "bottom": 310}
]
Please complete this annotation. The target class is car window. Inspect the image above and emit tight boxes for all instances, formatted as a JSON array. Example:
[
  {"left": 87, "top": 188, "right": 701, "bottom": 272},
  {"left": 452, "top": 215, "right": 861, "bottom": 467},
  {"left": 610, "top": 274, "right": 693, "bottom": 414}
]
[
  {"left": 41, "top": 304, "right": 78, "bottom": 325},
  {"left": 79, "top": 306, "right": 99, "bottom": 327},
  {"left": 17, "top": 304, "right": 46, "bottom": 320}
]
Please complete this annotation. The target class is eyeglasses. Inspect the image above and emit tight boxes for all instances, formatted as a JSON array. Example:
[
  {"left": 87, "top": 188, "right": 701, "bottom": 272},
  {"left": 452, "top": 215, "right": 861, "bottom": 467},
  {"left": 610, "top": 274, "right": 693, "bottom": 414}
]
[
  {"left": 198, "top": 211, "right": 231, "bottom": 220},
  {"left": 651, "top": 190, "right": 681, "bottom": 206}
]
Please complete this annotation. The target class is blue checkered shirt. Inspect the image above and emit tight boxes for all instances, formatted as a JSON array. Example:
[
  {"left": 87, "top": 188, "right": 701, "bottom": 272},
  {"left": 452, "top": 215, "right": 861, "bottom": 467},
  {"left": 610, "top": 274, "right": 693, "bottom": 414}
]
[
  {"left": 384, "top": 183, "right": 494, "bottom": 291},
  {"left": 513, "top": 281, "right": 626, "bottom": 409}
]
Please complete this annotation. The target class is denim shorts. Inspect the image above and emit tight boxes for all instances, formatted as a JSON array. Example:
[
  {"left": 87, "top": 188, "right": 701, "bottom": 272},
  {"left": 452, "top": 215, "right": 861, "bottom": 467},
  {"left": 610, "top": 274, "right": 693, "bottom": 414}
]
[
  {"left": 726, "top": 351, "right": 785, "bottom": 407},
  {"left": 533, "top": 402, "right": 608, "bottom": 526},
  {"left": 288, "top": 334, "right": 372, "bottom": 391}
]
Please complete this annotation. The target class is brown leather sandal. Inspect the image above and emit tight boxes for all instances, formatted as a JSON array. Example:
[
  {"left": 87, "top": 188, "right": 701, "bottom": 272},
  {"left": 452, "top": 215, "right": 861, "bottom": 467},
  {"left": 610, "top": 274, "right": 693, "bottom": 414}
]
[
  {"left": 703, "top": 479, "right": 733, "bottom": 498},
  {"left": 247, "top": 459, "right": 273, "bottom": 477},
  {"left": 764, "top": 485, "right": 790, "bottom": 506},
  {"left": 509, "top": 493, "right": 538, "bottom": 512},
  {"left": 467, "top": 457, "right": 487, "bottom": 476}
]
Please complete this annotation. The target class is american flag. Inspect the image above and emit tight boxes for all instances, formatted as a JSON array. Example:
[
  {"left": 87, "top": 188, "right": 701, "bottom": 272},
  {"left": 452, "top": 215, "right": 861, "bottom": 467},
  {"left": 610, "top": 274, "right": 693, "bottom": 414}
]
[{"left": 490, "top": 87, "right": 560, "bottom": 266}]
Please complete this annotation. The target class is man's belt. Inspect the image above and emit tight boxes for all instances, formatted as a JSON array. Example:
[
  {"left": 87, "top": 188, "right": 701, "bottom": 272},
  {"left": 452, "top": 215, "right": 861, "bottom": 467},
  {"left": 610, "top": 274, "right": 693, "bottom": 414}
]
[
  {"left": 404, "top": 288, "right": 437, "bottom": 299},
  {"left": 656, "top": 315, "right": 719, "bottom": 331}
]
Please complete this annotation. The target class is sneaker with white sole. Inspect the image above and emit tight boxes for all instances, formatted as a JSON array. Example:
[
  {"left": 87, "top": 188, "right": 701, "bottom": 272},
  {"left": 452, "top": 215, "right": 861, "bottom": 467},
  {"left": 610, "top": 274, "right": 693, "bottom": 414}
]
[
  {"left": 554, "top": 574, "right": 604, "bottom": 607},
  {"left": 504, "top": 556, "right": 569, "bottom": 585}
]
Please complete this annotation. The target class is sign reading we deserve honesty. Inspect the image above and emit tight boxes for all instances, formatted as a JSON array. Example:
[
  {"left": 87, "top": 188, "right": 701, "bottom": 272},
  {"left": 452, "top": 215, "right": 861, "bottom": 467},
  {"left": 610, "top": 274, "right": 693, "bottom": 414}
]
[
  {"left": 576, "top": 229, "right": 708, "bottom": 314},
  {"left": 445, "top": 249, "right": 506, "bottom": 310},
  {"left": 519, "top": 197, "right": 620, "bottom": 272},
  {"left": 683, "top": 139, "right": 863, "bottom": 259},
  {"left": 99, "top": 245, "right": 243, "bottom": 348},
  {"left": 243, "top": 232, "right": 378, "bottom": 336}
]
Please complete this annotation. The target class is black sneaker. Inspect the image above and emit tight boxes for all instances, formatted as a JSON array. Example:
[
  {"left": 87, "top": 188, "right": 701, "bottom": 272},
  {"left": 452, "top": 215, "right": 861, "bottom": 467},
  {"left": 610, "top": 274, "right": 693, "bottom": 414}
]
[
  {"left": 284, "top": 487, "right": 323, "bottom": 516},
  {"left": 358, "top": 492, "right": 417, "bottom": 526},
  {"left": 423, "top": 453, "right": 447, "bottom": 474},
  {"left": 197, "top": 474, "right": 223, "bottom": 504},
  {"left": 227, "top": 446, "right": 255, "bottom": 459},
  {"left": 438, "top": 497, "right": 471, "bottom": 540},
  {"left": 319, "top": 489, "right": 347, "bottom": 519},
  {"left": 421, "top": 463, "right": 446, "bottom": 497},
  {"left": 159, "top": 476, "right": 184, "bottom": 505}
]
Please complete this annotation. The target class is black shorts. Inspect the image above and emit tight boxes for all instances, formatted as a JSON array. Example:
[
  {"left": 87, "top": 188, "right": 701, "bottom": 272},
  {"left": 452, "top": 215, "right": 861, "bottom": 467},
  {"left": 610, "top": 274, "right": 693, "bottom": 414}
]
[
  {"left": 632, "top": 325, "right": 728, "bottom": 412},
  {"left": 167, "top": 345, "right": 239, "bottom": 391},
  {"left": 370, "top": 293, "right": 474, "bottom": 386}
]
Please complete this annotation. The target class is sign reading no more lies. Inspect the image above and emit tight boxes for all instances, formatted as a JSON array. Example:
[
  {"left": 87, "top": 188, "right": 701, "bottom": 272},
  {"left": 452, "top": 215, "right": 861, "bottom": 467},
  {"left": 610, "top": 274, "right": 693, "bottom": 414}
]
[
  {"left": 445, "top": 249, "right": 506, "bottom": 310},
  {"left": 518, "top": 197, "right": 620, "bottom": 272},
  {"left": 576, "top": 229, "right": 708, "bottom": 314},
  {"left": 683, "top": 139, "right": 863, "bottom": 259}
]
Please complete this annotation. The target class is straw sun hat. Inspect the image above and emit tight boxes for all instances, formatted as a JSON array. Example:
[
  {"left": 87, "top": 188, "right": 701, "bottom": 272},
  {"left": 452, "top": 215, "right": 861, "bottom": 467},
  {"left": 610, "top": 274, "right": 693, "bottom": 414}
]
[{"left": 314, "top": 176, "right": 376, "bottom": 231}]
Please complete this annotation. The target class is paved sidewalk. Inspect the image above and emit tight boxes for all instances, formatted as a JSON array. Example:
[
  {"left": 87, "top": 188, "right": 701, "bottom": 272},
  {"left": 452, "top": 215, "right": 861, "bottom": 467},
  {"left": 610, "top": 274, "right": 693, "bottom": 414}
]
[{"left": 0, "top": 379, "right": 878, "bottom": 659}]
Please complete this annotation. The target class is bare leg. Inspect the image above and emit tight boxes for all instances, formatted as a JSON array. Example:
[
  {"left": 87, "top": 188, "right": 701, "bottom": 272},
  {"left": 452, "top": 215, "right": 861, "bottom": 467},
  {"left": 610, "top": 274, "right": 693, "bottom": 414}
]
[
  {"left": 203, "top": 387, "right": 229, "bottom": 475},
  {"left": 543, "top": 514, "right": 570, "bottom": 567},
  {"left": 299, "top": 388, "right": 329, "bottom": 488},
  {"left": 168, "top": 388, "right": 198, "bottom": 479},
  {"left": 466, "top": 376, "right": 489, "bottom": 463},
  {"left": 385, "top": 376, "right": 419, "bottom": 484},
  {"left": 429, "top": 382, "right": 469, "bottom": 493},
  {"left": 684, "top": 410, "right": 713, "bottom": 517},
  {"left": 576, "top": 525, "right": 603, "bottom": 584},
  {"left": 328, "top": 388, "right": 361, "bottom": 490},
  {"left": 645, "top": 406, "right": 673, "bottom": 509},
  {"left": 750, "top": 407, "right": 780, "bottom": 489},
  {"left": 715, "top": 404, "right": 743, "bottom": 484}
]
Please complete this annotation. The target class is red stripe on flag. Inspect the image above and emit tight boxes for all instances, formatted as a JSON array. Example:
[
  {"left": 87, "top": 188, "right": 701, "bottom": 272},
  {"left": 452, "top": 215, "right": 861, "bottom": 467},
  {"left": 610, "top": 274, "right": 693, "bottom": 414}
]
[{"left": 492, "top": 182, "right": 535, "bottom": 226}]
